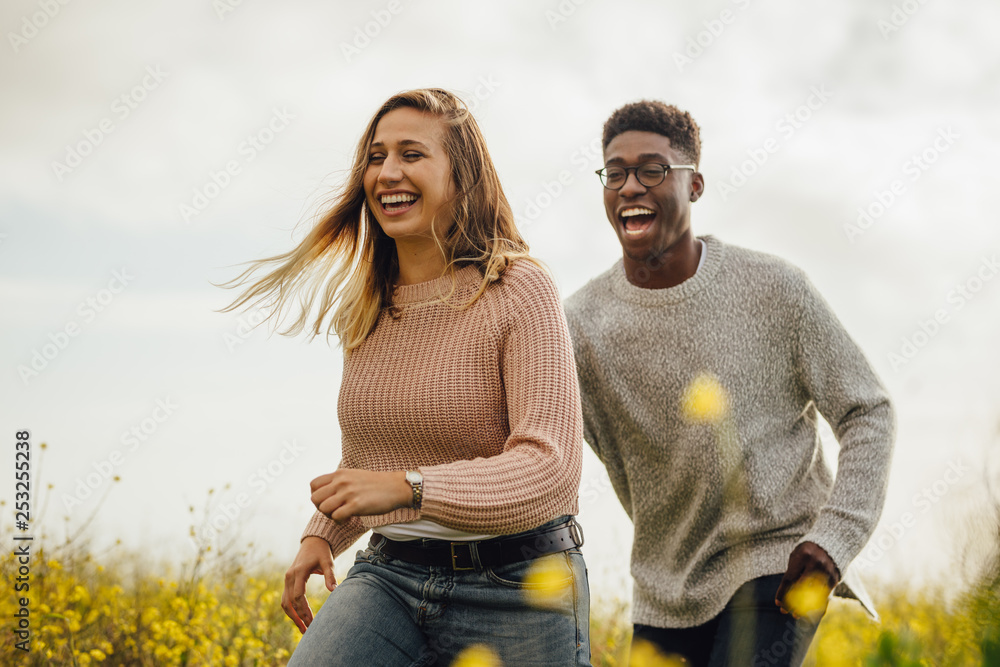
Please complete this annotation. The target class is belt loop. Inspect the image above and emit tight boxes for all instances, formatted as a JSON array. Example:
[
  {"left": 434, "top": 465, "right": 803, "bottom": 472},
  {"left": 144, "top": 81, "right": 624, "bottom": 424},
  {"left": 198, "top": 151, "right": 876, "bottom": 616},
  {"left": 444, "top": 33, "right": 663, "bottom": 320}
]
[
  {"left": 469, "top": 541, "right": 483, "bottom": 572},
  {"left": 449, "top": 542, "right": 480, "bottom": 572},
  {"left": 371, "top": 534, "right": 387, "bottom": 555}
]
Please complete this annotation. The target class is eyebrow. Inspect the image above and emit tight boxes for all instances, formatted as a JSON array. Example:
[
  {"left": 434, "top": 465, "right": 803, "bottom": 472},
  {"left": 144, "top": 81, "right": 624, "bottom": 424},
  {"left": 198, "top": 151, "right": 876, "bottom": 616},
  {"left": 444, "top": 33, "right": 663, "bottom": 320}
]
[
  {"left": 605, "top": 152, "right": 670, "bottom": 164},
  {"left": 369, "top": 139, "right": 432, "bottom": 150}
]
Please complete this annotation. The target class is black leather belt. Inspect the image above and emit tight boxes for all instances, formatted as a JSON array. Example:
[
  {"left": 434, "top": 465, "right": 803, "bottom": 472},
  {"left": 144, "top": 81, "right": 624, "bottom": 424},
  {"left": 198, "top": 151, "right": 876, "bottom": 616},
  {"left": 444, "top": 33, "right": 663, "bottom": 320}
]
[{"left": 369, "top": 518, "right": 584, "bottom": 571}]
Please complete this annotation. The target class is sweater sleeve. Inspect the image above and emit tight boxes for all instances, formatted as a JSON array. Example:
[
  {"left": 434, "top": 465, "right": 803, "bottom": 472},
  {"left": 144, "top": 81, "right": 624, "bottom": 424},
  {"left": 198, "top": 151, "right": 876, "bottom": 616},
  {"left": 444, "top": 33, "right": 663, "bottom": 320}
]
[
  {"left": 792, "top": 271, "right": 896, "bottom": 573},
  {"left": 565, "top": 298, "right": 635, "bottom": 521},
  {"left": 417, "top": 264, "right": 584, "bottom": 535},
  {"left": 564, "top": 302, "right": 602, "bottom": 458}
]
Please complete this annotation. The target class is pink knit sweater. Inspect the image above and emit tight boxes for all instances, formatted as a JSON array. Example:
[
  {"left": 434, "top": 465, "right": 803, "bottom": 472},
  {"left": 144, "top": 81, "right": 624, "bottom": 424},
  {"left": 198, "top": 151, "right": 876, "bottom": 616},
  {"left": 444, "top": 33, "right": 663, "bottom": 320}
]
[{"left": 301, "top": 259, "right": 583, "bottom": 557}]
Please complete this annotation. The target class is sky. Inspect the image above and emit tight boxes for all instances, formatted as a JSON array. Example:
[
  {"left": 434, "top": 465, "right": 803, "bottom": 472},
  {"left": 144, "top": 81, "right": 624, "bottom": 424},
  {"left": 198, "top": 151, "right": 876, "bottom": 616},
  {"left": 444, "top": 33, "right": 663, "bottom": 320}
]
[{"left": 2, "top": 0, "right": 999, "bottom": 603}]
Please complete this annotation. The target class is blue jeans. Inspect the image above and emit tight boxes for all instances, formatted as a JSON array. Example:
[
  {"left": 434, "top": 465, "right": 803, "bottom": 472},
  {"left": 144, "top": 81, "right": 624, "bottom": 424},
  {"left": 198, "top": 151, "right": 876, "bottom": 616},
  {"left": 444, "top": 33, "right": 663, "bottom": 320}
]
[
  {"left": 289, "top": 516, "right": 591, "bottom": 666},
  {"left": 632, "top": 574, "right": 821, "bottom": 667}
]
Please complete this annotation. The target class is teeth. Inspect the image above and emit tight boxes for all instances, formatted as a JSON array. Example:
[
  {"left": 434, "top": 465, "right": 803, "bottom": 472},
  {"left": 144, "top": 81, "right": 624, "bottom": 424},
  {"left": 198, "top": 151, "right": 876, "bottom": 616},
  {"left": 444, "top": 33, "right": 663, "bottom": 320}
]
[
  {"left": 381, "top": 193, "right": 417, "bottom": 204},
  {"left": 621, "top": 207, "right": 655, "bottom": 218}
]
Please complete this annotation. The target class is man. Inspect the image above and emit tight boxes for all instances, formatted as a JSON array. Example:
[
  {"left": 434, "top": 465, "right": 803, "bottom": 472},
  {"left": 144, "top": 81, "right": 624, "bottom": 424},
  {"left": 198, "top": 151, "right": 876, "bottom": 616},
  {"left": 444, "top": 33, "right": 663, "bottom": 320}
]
[{"left": 564, "top": 100, "right": 895, "bottom": 667}]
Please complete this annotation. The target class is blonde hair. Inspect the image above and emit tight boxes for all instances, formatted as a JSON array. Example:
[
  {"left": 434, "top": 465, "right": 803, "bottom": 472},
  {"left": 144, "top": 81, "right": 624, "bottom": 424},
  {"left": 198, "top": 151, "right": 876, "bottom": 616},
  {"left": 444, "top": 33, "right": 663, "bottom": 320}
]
[{"left": 221, "top": 88, "right": 538, "bottom": 352}]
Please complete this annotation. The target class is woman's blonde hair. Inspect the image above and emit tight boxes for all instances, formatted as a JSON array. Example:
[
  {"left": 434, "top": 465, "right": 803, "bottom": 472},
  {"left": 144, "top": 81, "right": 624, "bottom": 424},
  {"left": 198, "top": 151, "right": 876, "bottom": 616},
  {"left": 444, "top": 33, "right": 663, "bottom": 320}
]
[{"left": 221, "top": 88, "right": 537, "bottom": 352}]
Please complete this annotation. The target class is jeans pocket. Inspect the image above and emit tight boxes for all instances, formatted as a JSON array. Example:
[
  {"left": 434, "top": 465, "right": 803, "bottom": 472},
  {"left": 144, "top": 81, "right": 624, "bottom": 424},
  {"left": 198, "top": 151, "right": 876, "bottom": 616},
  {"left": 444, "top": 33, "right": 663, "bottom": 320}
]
[{"left": 485, "top": 553, "right": 576, "bottom": 590}]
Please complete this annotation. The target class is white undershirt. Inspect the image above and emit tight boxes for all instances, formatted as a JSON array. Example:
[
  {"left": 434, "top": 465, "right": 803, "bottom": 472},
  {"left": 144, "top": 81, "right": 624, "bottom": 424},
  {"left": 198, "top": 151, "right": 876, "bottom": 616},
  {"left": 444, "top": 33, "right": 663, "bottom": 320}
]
[
  {"left": 374, "top": 519, "right": 495, "bottom": 542},
  {"left": 696, "top": 238, "right": 707, "bottom": 273}
]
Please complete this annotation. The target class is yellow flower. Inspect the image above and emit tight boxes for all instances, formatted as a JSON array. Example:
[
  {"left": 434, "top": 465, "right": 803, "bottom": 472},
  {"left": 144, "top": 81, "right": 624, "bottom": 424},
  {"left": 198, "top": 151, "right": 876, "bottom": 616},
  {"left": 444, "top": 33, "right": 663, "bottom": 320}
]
[
  {"left": 629, "top": 639, "right": 688, "bottom": 666},
  {"left": 451, "top": 643, "right": 502, "bottom": 667},
  {"left": 522, "top": 555, "right": 571, "bottom": 609},
  {"left": 681, "top": 374, "right": 729, "bottom": 424},
  {"left": 783, "top": 572, "right": 831, "bottom": 622}
]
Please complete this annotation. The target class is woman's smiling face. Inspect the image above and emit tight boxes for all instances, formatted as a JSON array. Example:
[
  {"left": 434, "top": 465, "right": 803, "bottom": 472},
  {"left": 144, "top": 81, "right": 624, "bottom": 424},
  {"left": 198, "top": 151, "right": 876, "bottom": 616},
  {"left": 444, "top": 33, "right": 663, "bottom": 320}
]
[{"left": 364, "top": 107, "right": 455, "bottom": 243}]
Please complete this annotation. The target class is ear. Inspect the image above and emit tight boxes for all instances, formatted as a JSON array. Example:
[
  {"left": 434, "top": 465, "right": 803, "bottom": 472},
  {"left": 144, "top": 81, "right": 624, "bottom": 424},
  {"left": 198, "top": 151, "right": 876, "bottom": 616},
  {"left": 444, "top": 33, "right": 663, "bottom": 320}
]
[{"left": 689, "top": 171, "right": 705, "bottom": 202}]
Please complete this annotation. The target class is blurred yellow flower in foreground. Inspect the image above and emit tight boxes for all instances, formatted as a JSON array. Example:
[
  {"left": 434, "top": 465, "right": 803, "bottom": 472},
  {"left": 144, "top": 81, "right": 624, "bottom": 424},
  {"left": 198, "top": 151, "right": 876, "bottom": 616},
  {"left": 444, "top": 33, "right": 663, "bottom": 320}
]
[
  {"left": 629, "top": 638, "right": 688, "bottom": 666},
  {"left": 451, "top": 643, "right": 502, "bottom": 667},
  {"left": 681, "top": 373, "right": 729, "bottom": 424},
  {"left": 784, "top": 572, "right": 831, "bottom": 622},
  {"left": 522, "top": 555, "right": 571, "bottom": 609}
]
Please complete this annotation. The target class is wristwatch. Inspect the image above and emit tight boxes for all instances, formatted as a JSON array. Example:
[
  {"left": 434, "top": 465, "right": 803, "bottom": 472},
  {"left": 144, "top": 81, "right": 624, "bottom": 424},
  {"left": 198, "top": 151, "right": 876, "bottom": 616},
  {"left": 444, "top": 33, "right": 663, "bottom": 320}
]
[{"left": 405, "top": 470, "right": 423, "bottom": 509}]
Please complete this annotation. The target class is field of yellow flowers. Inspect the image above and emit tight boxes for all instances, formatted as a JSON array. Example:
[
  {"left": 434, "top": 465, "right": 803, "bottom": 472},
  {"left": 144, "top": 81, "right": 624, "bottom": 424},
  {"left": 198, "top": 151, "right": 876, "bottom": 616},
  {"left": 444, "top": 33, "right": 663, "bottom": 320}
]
[
  {"left": 1, "top": 540, "right": 997, "bottom": 666},
  {"left": 4, "top": 439, "right": 998, "bottom": 665}
]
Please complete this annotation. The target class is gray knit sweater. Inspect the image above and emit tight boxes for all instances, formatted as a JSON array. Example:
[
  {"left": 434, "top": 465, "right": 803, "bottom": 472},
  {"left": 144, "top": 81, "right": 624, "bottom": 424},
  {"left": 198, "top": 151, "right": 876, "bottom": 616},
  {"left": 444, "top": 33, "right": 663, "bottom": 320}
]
[{"left": 564, "top": 235, "right": 895, "bottom": 628}]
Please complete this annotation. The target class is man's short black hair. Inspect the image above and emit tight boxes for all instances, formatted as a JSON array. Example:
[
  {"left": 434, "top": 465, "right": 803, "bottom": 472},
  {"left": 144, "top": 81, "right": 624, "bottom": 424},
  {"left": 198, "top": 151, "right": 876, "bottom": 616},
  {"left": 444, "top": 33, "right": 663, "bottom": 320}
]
[{"left": 602, "top": 101, "right": 701, "bottom": 168}]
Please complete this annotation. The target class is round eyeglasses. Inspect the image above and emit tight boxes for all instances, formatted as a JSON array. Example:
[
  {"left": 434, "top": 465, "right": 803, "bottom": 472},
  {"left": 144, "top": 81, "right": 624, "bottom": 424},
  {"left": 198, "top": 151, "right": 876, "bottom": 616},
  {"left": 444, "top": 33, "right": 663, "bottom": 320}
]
[{"left": 595, "top": 163, "right": 696, "bottom": 190}]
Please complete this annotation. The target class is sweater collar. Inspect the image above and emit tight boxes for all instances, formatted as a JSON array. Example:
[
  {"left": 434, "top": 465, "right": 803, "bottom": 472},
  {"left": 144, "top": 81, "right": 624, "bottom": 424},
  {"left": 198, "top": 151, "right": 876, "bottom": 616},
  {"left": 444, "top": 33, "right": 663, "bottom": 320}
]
[
  {"left": 391, "top": 263, "right": 482, "bottom": 305},
  {"left": 609, "top": 235, "right": 724, "bottom": 306}
]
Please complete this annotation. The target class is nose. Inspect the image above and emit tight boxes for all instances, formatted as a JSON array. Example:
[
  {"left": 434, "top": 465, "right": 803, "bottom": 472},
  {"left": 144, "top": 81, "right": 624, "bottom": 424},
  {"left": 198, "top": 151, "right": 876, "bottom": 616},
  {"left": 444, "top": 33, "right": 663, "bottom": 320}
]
[
  {"left": 618, "top": 169, "right": 647, "bottom": 197},
  {"left": 377, "top": 153, "right": 404, "bottom": 185}
]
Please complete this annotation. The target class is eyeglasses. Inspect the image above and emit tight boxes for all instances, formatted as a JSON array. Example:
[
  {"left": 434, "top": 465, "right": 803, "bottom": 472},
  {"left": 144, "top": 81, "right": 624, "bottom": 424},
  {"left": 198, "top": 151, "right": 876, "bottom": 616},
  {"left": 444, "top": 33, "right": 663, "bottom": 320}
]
[{"left": 595, "top": 163, "right": 696, "bottom": 190}]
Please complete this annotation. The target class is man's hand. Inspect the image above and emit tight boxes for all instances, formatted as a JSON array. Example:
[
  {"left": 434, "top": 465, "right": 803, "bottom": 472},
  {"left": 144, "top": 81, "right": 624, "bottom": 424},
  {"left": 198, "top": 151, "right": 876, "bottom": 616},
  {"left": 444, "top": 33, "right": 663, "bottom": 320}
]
[
  {"left": 775, "top": 541, "right": 840, "bottom": 620},
  {"left": 311, "top": 469, "right": 412, "bottom": 522}
]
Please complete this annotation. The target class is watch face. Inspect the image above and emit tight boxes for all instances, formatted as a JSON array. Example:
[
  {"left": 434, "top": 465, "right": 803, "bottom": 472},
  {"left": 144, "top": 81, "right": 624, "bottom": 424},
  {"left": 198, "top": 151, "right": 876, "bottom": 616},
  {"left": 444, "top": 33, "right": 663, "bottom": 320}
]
[{"left": 406, "top": 471, "right": 422, "bottom": 484}]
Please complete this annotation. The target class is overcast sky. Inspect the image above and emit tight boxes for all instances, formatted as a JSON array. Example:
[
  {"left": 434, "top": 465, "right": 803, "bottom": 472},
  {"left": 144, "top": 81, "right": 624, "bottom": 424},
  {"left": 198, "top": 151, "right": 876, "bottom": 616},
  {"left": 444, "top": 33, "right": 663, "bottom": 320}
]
[{"left": 2, "top": 0, "right": 999, "bottom": 599}]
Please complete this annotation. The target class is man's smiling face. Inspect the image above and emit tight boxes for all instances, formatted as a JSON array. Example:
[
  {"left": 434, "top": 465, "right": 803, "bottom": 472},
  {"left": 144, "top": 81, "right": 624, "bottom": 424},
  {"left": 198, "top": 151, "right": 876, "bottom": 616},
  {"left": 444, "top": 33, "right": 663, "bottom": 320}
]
[{"left": 602, "top": 131, "right": 703, "bottom": 264}]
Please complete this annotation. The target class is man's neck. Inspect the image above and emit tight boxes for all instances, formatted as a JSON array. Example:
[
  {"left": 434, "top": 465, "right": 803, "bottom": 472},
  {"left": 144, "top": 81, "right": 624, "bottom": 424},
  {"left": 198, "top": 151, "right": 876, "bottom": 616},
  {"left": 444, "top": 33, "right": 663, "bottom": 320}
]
[{"left": 623, "top": 235, "right": 702, "bottom": 290}]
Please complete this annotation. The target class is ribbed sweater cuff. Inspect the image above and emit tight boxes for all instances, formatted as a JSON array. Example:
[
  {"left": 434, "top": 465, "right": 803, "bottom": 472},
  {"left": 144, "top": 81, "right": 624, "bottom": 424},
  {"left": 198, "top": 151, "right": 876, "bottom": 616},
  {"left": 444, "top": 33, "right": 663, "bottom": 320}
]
[
  {"left": 800, "top": 519, "right": 858, "bottom": 577},
  {"left": 300, "top": 512, "right": 366, "bottom": 558}
]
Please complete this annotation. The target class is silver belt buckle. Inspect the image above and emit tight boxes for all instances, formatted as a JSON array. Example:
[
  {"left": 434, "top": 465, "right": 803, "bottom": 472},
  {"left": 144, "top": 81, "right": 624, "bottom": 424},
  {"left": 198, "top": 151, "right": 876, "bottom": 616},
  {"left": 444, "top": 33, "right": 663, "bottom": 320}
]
[{"left": 568, "top": 519, "right": 585, "bottom": 548}]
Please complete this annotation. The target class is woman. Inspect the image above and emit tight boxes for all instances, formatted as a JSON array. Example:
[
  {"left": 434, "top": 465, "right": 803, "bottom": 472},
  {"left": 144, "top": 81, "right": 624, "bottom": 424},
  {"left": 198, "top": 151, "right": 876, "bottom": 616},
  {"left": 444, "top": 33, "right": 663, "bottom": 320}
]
[{"left": 223, "top": 88, "right": 590, "bottom": 666}]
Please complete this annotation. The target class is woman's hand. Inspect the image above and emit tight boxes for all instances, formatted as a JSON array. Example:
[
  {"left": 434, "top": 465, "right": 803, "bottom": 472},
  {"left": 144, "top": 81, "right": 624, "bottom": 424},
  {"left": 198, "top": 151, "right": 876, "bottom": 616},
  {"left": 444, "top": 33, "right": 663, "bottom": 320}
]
[
  {"left": 281, "top": 536, "right": 336, "bottom": 634},
  {"left": 311, "top": 469, "right": 413, "bottom": 522}
]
